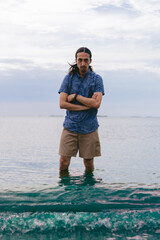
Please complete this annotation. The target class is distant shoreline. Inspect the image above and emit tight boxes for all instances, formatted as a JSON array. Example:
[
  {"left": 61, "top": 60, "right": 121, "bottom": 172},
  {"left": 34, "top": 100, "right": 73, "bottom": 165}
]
[{"left": 0, "top": 115, "right": 159, "bottom": 118}]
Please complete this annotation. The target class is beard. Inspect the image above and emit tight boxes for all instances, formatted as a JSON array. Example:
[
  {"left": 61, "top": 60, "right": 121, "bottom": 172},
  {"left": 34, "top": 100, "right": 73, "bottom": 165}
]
[{"left": 80, "top": 66, "right": 87, "bottom": 74}]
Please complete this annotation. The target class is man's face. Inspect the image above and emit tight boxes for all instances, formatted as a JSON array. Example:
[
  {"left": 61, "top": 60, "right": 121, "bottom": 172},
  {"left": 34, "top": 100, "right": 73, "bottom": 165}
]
[{"left": 76, "top": 52, "right": 92, "bottom": 76}]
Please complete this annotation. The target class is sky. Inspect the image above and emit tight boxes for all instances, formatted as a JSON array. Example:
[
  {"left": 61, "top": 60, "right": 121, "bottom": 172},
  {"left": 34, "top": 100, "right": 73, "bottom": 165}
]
[{"left": 0, "top": 0, "right": 160, "bottom": 116}]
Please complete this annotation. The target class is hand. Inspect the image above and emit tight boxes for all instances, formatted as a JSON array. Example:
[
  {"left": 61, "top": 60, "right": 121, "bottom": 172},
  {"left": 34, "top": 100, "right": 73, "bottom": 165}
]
[
  {"left": 68, "top": 94, "right": 76, "bottom": 102},
  {"left": 92, "top": 92, "right": 98, "bottom": 99}
]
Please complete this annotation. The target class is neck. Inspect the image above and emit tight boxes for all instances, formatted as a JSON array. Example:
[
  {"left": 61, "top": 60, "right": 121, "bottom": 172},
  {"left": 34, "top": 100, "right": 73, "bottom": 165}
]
[
  {"left": 79, "top": 69, "right": 89, "bottom": 78},
  {"left": 79, "top": 73, "right": 84, "bottom": 78}
]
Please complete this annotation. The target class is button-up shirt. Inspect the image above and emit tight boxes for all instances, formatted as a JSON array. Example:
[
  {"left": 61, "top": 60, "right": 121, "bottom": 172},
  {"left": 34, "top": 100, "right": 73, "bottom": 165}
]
[{"left": 58, "top": 69, "right": 104, "bottom": 134}]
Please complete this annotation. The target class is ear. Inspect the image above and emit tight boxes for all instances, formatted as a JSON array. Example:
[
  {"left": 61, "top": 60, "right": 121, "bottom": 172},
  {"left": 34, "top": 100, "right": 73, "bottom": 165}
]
[{"left": 90, "top": 59, "right": 92, "bottom": 64}]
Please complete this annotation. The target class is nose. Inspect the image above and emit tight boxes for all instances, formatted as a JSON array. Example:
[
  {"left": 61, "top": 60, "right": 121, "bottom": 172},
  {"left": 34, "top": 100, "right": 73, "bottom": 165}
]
[{"left": 81, "top": 59, "right": 86, "bottom": 65}]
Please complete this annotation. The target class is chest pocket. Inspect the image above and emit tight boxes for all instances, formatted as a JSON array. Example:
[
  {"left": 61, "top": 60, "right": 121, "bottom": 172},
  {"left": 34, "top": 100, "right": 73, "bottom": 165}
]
[
  {"left": 87, "top": 73, "right": 97, "bottom": 98},
  {"left": 88, "top": 84, "right": 95, "bottom": 98}
]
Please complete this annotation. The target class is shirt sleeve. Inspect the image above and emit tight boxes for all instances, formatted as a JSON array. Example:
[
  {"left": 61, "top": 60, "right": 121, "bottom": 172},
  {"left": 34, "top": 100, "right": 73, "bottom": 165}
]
[
  {"left": 58, "top": 75, "right": 70, "bottom": 94},
  {"left": 94, "top": 74, "right": 105, "bottom": 95}
]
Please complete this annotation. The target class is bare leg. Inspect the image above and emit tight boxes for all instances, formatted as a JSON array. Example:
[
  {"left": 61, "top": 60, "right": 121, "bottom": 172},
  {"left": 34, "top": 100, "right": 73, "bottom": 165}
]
[
  {"left": 59, "top": 155, "right": 71, "bottom": 171},
  {"left": 83, "top": 158, "right": 94, "bottom": 173}
]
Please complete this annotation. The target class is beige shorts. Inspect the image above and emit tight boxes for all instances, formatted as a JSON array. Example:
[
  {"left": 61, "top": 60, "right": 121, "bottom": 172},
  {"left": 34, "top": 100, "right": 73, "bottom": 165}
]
[{"left": 59, "top": 128, "right": 101, "bottom": 159}]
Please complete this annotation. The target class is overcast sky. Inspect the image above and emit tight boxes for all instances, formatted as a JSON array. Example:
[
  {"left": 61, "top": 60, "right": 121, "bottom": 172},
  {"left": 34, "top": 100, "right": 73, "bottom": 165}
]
[{"left": 0, "top": 0, "right": 160, "bottom": 116}]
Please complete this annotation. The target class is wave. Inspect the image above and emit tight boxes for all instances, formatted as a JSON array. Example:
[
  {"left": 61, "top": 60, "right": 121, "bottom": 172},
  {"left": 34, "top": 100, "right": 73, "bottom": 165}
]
[
  {"left": 1, "top": 210, "right": 160, "bottom": 237},
  {"left": 0, "top": 174, "right": 160, "bottom": 238}
]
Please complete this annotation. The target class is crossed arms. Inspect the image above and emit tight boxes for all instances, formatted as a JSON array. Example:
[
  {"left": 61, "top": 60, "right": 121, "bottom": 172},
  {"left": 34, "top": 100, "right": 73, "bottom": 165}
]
[{"left": 59, "top": 92, "right": 103, "bottom": 111}]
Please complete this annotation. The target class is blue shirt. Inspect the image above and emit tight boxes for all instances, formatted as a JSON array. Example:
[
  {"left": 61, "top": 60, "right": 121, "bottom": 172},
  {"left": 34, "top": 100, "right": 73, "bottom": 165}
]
[{"left": 58, "top": 69, "right": 105, "bottom": 134}]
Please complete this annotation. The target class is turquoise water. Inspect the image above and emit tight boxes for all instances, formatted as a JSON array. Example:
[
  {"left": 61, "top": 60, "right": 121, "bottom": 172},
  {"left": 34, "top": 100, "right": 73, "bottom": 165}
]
[{"left": 0, "top": 117, "right": 160, "bottom": 239}]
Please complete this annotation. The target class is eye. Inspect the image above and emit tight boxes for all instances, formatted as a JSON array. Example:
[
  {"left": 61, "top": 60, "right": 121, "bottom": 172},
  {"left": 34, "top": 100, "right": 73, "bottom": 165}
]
[
  {"left": 77, "top": 58, "right": 82, "bottom": 62},
  {"left": 77, "top": 58, "right": 90, "bottom": 63},
  {"left": 84, "top": 58, "right": 89, "bottom": 63}
]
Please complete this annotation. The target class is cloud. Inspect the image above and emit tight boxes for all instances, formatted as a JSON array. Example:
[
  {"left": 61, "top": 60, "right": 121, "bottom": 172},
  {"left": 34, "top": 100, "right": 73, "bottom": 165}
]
[
  {"left": 0, "top": 0, "right": 160, "bottom": 116},
  {"left": 129, "top": 0, "right": 160, "bottom": 14},
  {"left": 0, "top": 0, "right": 160, "bottom": 75}
]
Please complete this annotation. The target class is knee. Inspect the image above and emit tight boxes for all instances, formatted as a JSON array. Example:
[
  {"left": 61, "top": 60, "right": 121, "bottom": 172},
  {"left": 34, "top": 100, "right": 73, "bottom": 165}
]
[
  {"left": 60, "top": 156, "right": 70, "bottom": 170},
  {"left": 60, "top": 156, "right": 70, "bottom": 164}
]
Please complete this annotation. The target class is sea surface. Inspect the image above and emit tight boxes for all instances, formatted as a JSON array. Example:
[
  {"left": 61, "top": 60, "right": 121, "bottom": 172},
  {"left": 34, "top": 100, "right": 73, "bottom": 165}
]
[{"left": 0, "top": 116, "right": 160, "bottom": 239}]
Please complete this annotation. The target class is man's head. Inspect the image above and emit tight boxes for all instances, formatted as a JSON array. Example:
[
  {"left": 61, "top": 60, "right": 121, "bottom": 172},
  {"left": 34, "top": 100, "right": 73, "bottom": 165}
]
[
  {"left": 75, "top": 47, "right": 92, "bottom": 59},
  {"left": 75, "top": 47, "right": 92, "bottom": 76}
]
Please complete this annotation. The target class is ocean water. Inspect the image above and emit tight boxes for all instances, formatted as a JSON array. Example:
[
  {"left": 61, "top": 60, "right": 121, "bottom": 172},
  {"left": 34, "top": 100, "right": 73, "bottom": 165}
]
[{"left": 0, "top": 116, "right": 160, "bottom": 239}]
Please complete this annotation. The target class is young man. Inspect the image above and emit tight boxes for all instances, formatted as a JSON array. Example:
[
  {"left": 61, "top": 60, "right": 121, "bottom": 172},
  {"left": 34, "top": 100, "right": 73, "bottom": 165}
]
[{"left": 58, "top": 47, "right": 104, "bottom": 173}]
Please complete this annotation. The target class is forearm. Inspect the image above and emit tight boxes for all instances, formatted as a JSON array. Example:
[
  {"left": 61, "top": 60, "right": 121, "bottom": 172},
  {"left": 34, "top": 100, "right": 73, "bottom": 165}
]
[
  {"left": 60, "top": 101, "right": 90, "bottom": 111},
  {"left": 76, "top": 94, "right": 101, "bottom": 109}
]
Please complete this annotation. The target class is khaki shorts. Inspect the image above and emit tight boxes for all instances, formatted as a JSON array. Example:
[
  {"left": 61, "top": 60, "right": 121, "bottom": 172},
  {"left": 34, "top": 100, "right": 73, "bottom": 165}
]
[{"left": 59, "top": 128, "right": 101, "bottom": 159}]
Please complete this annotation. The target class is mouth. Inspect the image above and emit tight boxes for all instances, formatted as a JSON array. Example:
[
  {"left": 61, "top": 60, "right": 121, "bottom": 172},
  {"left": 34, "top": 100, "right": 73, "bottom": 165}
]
[{"left": 80, "top": 66, "right": 87, "bottom": 70}]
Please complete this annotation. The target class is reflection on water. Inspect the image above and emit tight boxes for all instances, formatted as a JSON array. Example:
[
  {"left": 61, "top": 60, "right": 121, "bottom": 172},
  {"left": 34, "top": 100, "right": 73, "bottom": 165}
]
[{"left": 59, "top": 171, "right": 102, "bottom": 186}]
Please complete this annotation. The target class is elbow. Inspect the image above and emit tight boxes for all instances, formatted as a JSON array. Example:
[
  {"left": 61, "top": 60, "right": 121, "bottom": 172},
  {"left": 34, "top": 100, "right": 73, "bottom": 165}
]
[
  {"left": 59, "top": 102, "right": 65, "bottom": 109},
  {"left": 94, "top": 99, "right": 102, "bottom": 109},
  {"left": 60, "top": 104, "right": 65, "bottom": 109},
  {"left": 91, "top": 98, "right": 101, "bottom": 109},
  {"left": 95, "top": 106, "right": 100, "bottom": 110},
  {"left": 93, "top": 103, "right": 100, "bottom": 109}
]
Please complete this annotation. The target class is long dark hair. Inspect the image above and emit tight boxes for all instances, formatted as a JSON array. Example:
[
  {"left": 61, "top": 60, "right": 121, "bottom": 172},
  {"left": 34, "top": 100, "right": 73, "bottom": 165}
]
[{"left": 68, "top": 47, "right": 94, "bottom": 75}]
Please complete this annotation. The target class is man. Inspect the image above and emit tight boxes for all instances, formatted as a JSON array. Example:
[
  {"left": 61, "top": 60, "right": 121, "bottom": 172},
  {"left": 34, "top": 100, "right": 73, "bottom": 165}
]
[{"left": 58, "top": 47, "right": 104, "bottom": 173}]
